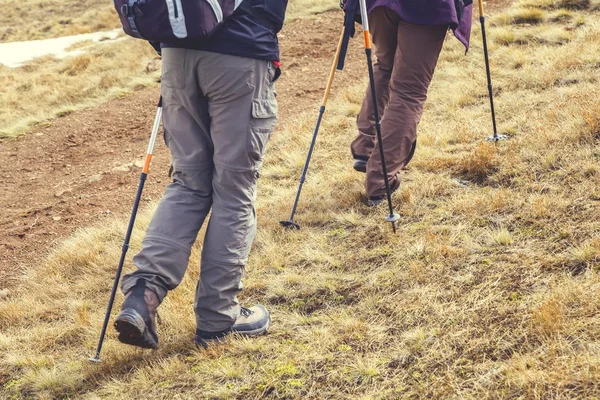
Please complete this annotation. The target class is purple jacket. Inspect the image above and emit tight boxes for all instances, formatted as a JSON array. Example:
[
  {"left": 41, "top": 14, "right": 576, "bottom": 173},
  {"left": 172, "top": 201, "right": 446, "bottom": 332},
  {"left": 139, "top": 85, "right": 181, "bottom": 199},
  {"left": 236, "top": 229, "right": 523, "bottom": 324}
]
[{"left": 366, "top": 0, "right": 472, "bottom": 50}]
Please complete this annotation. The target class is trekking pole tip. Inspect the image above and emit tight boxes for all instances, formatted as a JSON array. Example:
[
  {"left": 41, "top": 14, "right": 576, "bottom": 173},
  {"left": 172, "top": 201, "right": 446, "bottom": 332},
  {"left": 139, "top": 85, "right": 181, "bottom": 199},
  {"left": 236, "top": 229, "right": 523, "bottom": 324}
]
[
  {"left": 279, "top": 220, "right": 301, "bottom": 230},
  {"left": 485, "top": 134, "right": 508, "bottom": 143},
  {"left": 385, "top": 213, "right": 400, "bottom": 234},
  {"left": 88, "top": 356, "right": 102, "bottom": 363},
  {"left": 385, "top": 213, "right": 400, "bottom": 223}
]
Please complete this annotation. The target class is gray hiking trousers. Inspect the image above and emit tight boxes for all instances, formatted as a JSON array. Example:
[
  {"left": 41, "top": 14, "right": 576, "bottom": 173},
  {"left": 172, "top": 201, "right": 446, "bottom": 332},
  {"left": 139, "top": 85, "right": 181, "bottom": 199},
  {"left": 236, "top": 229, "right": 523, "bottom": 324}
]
[{"left": 121, "top": 48, "right": 278, "bottom": 332}]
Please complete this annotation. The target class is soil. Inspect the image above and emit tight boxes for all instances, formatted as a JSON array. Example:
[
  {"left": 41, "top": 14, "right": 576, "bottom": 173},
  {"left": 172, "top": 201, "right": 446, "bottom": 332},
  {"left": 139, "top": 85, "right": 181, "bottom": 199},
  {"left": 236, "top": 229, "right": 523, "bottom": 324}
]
[{"left": 0, "top": 1, "right": 513, "bottom": 289}]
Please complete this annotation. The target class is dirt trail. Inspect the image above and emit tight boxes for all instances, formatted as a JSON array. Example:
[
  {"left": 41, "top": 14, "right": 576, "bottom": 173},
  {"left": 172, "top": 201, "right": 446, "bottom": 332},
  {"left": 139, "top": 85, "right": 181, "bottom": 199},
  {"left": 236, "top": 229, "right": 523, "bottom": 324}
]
[{"left": 0, "top": 2, "right": 512, "bottom": 289}]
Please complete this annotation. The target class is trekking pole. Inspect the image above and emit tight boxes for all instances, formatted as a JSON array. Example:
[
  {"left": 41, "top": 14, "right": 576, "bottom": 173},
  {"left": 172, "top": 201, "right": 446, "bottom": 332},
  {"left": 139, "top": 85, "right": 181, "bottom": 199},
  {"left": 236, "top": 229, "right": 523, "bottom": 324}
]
[
  {"left": 358, "top": 0, "right": 399, "bottom": 233},
  {"left": 478, "top": 0, "right": 507, "bottom": 143},
  {"left": 89, "top": 96, "right": 163, "bottom": 363},
  {"left": 280, "top": 28, "right": 346, "bottom": 230}
]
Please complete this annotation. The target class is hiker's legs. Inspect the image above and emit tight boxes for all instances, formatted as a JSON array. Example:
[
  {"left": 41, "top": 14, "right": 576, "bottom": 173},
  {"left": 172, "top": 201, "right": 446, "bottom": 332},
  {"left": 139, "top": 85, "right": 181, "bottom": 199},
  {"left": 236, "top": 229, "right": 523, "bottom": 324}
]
[
  {"left": 194, "top": 53, "right": 277, "bottom": 332},
  {"left": 122, "top": 48, "right": 213, "bottom": 302},
  {"left": 351, "top": 7, "right": 399, "bottom": 159},
  {"left": 365, "top": 22, "right": 448, "bottom": 198}
]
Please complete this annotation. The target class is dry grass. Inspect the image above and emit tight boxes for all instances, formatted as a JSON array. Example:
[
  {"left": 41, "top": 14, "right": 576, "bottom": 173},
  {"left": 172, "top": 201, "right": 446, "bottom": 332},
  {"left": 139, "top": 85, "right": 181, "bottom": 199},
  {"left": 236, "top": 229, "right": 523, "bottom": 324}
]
[
  {"left": 494, "top": 0, "right": 600, "bottom": 25},
  {"left": 0, "top": 0, "right": 119, "bottom": 43},
  {"left": 3, "top": 0, "right": 600, "bottom": 398},
  {"left": 0, "top": 38, "right": 160, "bottom": 138},
  {"left": 285, "top": 0, "right": 340, "bottom": 22},
  {"left": 517, "top": 0, "right": 599, "bottom": 10}
]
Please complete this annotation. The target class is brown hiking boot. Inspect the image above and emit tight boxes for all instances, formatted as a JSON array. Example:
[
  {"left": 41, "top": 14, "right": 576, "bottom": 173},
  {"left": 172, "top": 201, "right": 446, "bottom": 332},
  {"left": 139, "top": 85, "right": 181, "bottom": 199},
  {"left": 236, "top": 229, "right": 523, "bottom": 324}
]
[
  {"left": 114, "top": 280, "right": 160, "bottom": 349},
  {"left": 194, "top": 304, "right": 271, "bottom": 347}
]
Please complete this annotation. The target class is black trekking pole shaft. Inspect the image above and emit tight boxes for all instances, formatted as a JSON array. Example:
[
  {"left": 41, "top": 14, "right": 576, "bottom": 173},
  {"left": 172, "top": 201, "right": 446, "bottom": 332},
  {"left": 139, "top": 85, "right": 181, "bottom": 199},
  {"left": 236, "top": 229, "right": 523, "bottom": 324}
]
[
  {"left": 89, "top": 97, "right": 162, "bottom": 362},
  {"left": 287, "top": 107, "right": 326, "bottom": 222},
  {"left": 281, "top": 29, "right": 345, "bottom": 229},
  {"left": 90, "top": 172, "right": 147, "bottom": 361},
  {"left": 366, "top": 49, "right": 396, "bottom": 232},
  {"left": 359, "top": 0, "right": 399, "bottom": 233},
  {"left": 479, "top": 0, "right": 499, "bottom": 140}
]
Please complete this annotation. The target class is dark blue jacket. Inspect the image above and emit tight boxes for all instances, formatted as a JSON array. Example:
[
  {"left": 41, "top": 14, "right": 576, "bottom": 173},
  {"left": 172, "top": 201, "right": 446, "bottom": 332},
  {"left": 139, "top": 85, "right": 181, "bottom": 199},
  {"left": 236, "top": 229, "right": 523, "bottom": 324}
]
[{"left": 163, "top": 0, "right": 288, "bottom": 61}]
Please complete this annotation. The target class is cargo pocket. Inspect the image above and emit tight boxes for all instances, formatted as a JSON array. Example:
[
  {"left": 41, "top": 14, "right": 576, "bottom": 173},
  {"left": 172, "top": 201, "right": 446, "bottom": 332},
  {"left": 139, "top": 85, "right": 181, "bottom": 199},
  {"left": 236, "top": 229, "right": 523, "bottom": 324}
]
[{"left": 248, "top": 92, "right": 278, "bottom": 163}]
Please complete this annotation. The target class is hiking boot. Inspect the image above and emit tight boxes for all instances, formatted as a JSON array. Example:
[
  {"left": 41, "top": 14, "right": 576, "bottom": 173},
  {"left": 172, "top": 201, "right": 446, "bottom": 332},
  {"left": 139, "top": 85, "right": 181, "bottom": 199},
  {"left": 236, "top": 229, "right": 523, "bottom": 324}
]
[
  {"left": 193, "top": 304, "right": 271, "bottom": 347},
  {"left": 367, "top": 195, "right": 385, "bottom": 207},
  {"left": 114, "top": 280, "right": 160, "bottom": 349},
  {"left": 352, "top": 154, "right": 369, "bottom": 173},
  {"left": 365, "top": 179, "right": 401, "bottom": 207}
]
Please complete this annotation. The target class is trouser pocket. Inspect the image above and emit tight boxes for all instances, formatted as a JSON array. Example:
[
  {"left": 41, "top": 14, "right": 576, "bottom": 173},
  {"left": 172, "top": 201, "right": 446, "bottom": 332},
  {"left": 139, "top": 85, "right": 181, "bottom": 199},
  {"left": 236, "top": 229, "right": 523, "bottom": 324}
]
[{"left": 248, "top": 88, "right": 278, "bottom": 164}]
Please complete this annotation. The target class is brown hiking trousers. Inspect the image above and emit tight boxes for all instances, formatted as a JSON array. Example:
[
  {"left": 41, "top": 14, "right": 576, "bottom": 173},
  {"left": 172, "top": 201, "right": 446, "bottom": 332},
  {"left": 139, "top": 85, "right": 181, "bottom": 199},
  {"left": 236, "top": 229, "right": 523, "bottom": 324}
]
[
  {"left": 121, "top": 48, "right": 278, "bottom": 332},
  {"left": 350, "top": 7, "right": 448, "bottom": 198}
]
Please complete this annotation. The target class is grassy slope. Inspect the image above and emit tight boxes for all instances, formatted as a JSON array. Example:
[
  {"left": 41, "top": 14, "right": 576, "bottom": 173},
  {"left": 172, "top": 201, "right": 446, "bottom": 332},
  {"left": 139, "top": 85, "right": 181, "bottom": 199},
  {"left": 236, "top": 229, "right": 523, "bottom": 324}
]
[
  {"left": 0, "top": 0, "right": 338, "bottom": 138},
  {"left": 0, "top": 0, "right": 118, "bottom": 43},
  {"left": 0, "top": 39, "right": 160, "bottom": 138},
  {"left": 2, "top": 0, "right": 600, "bottom": 398}
]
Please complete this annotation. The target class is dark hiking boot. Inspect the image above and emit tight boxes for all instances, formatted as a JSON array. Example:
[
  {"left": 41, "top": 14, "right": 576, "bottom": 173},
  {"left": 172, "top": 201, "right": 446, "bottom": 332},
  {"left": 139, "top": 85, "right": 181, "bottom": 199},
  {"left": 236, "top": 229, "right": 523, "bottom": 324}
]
[
  {"left": 366, "top": 178, "right": 401, "bottom": 207},
  {"left": 367, "top": 195, "right": 385, "bottom": 207},
  {"left": 114, "top": 280, "right": 160, "bottom": 349},
  {"left": 352, "top": 154, "right": 369, "bottom": 173},
  {"left": 194, "top": 304, "right": 271, "bottom": 348}
]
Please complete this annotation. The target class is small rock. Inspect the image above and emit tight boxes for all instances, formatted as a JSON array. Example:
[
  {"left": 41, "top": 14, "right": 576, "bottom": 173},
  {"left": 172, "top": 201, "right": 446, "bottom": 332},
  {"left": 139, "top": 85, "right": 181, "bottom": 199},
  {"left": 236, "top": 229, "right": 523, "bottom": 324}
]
[
  {"left": 88, "top": 174, "right": 102, "bottom": 183},
  {"left": 52, "top": 216, "right": 62, "bottom": 221},
  {"left": 0, "top": 289, "right": 10, "bottom": 300},
  {"left": 111, "top": 163, "right": 133, "bottom": 173},
  {"left": 454, "top": 179, "right": 470, "bottom": 188},
  {"left": 54, "top": 189, "right": 72, "bottom": 197}
]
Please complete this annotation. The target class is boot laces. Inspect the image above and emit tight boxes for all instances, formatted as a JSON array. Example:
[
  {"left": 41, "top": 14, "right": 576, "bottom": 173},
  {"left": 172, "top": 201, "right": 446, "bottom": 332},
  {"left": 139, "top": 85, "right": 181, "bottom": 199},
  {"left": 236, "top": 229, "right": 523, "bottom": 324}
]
[{"left": 240, "top": 307, "right": 253, "bottom": 318}]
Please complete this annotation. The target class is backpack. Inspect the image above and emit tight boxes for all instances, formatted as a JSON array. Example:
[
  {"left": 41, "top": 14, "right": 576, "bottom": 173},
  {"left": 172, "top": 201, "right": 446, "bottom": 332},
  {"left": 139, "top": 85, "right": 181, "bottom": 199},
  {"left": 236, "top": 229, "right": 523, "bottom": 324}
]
[{"left": 114, "top": 0, "right": 252, "bottom": 42}]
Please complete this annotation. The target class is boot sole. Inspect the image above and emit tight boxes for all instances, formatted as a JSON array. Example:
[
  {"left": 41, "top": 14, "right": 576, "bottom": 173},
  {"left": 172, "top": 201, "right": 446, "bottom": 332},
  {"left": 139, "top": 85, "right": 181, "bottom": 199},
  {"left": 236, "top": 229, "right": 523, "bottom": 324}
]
[
  {"left": 234, "top": 315, "right": 271, "bottom": 337},
  {"left": 114, "top": 309, "right": 158, "bottom": 349},
  {"left": 194, "top": 316, "right": 271, "bottom": 348}
]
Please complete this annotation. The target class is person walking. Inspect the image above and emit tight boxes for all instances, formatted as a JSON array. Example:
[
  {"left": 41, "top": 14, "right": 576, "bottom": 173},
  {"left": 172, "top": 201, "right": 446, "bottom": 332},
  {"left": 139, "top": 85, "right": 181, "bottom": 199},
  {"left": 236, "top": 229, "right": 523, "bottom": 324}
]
[
  {"left": 349, "top": 1, "right": 473, "bottom": 205},
  {"left": 114, "top": 0, "right": 288, "bottom": 349}
]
